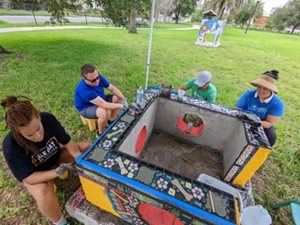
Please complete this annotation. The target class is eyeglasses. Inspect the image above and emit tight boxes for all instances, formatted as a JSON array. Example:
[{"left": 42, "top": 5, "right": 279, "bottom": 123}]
[{"left": 84, "top": 75, "right": 100, "bottom": 83}]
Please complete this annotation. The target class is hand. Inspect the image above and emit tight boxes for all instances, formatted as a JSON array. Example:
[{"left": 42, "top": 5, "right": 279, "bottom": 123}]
[
  {"left": 121, "top": 98, "right": 129, "bottom": 109},
  {"left": 75, "top": 153, "right": 82, "bottom": 162},
  {"left": 55, "top": 163, "right": 75, "bottom": 177}
]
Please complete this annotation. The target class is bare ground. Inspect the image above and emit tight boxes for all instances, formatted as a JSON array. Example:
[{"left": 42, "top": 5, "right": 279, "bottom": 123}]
[{"left": 140, "top": 130, "right": 223, "bottom": 180}]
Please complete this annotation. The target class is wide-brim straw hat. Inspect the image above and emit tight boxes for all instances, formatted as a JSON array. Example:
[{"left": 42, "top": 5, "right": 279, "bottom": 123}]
[{"left": 250, "top": 74, "right": 278, "bottom": 94}]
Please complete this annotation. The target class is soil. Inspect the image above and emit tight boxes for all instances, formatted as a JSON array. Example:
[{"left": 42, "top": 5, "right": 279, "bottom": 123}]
[{"left": 140, "top": 130, "right": 223, "bottom": 180}]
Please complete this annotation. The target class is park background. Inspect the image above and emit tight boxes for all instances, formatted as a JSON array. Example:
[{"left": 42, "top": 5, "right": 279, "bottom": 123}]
[{"left": 0, "top": 0, "right": 300, "bottom": 224}]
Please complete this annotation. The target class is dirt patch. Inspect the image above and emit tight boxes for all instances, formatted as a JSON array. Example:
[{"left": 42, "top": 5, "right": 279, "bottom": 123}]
[{"left": 140, "top": 130, "right": 223, "bottom": 179}]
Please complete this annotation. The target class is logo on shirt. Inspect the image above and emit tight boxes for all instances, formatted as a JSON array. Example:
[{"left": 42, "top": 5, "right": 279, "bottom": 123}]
[{"left": 31, "top": 137, "right": 60, "bottom": 166}]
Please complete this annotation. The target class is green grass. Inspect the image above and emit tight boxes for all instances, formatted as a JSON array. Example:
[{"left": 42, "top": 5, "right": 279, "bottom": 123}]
[
  {"left": 0, "top": 8, "right": 103, "bottom": 17},
  {"left": 0, "top": 20, "right": 114, "bottom": 28},
  {"left": 0, "top": 26, "right": 299, "bottom": 225}
]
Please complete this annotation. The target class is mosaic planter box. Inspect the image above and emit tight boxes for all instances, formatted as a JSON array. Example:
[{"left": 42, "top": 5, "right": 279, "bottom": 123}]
[{"left": 76, "top": 86, "right": 271, "bottom": 225}]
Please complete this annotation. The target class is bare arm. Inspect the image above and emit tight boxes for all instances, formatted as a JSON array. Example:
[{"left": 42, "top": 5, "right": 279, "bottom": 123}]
[
  {"left": 107, "top": 84, "right": 125, "bottom": 100},
  {"left": 261, "top": 115, "right": 280, "bottom": 129},
  {"left": 90, "top": 96, "right": 122, "bottom": 110},
  {"left": 63, "top": 140, "right": 82, "bottom": 158},
  {"left": 23, "top": 169, "right": 57, "bottom": 185}
]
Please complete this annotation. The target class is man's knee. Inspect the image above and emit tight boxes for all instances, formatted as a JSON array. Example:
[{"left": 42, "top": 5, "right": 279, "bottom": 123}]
[
  {"left": 112, "top": 95, "right": 121, "bottom": 103},
  {"left": 96, "top": 108, "right": 109, "bottom": 121}
]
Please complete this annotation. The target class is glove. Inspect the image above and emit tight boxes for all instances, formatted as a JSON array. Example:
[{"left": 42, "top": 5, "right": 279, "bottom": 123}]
[
  {"left": 55, "top": 163, "right": 75, "bottom": 177},
  {"left": 121, "top": 99, "right": 129, "bottom": 109}
]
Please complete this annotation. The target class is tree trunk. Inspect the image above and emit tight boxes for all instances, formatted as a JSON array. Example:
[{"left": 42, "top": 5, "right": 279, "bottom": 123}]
[
  {"left": 291, "top": 24, "right": 299, "bottom": 34},
  {"left": 84, "top": 11, "right": 88, "bottom": 25},
  {"left": 128, "top": 1, "right": 137, "bottom": 33},
  {"left": 219, "top": 7, "right": 225, "bottom": 19},
  {"left": 32, "top": 4, "right": 38, "bottom": 26},
  {"left": 0, "top": 45, "right": 13, "bottom": 54},
  {"left": 175, "top": 13, "right": 179, "bottom": 24}
]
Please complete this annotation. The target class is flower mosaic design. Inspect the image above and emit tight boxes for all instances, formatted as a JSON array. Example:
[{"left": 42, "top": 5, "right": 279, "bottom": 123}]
[
  {"left": 128, "top": 162, "right": 139, "bottom": 173},
  {"left": 156, "top": 177, "right": 169, "bottom": 190},
  {"left": 102, "top": 140, "right": 112, "bottom": 149},
  {"left": 117, "top": 121, "right": 127, "bottom": 129},
  {"left": 103, "top": 158, "right": 115, "bottom": 168},
  {"left": 124, "top": 205, "right": 131, "bottom": 212},
  {"left": 128, "top": 196, "right": 139, "bottom": 207},
  {"left": 132, "top": 217, "right": 144, "bottom": 225},
  {"left": 192, "top": 186, "right": 205, "bottom": 200}
]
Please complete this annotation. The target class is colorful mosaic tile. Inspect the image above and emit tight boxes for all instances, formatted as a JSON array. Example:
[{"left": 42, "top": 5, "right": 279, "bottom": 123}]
[
  {"left": 78, "top": 87, "right": 270, "bottom": 224},
  {"left": 224, "top": 166, "right": 240, "bottom": 182},
  {"left": 236, "top": 145, "right": 256, "bottom": 166}
]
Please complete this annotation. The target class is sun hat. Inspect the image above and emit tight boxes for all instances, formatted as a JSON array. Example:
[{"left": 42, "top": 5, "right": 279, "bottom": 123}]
[
  {"left": 194, "top": 71, "right": 212, "bottom": 87},
  {"left": 250, "top": 70, "right": 279, "bottom": 94}
]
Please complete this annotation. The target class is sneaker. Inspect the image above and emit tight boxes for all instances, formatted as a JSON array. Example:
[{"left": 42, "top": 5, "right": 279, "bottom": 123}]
[{"left": 96, "top": 131, "right": 102, "bottom": 138}]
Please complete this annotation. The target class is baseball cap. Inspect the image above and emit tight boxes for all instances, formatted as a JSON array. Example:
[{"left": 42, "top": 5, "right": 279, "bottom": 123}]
[{"left": 194, "top": 71, "right": 212, "bottom": 87}]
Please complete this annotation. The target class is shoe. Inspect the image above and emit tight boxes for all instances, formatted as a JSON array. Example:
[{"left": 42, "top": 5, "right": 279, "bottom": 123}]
[{"left": 96, "top": 131, "right": 102, "bottom": 138}]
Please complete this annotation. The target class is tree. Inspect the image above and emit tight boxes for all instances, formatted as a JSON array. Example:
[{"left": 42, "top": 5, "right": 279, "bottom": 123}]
[
  {"left": 44, "top": 0, "right": 79, "bottom": 21},
  {"left": 234, "top": 0, "right": 263, "bottom": 28},
  {"left": 155, "top": 0, "right": 174, "bottom": 22},
  {"left": 271, "top": 0, "right": 300, "bottom": 34},
  {"left": 270, "top": 7, "right": 288, "bottom": 32},
  {"left": 11, "top": 0, "right": 42, "bottom": 25},
  {"left": 95, "top": 0, "right": 151, "bottom": 33},
  {"left": 206, "top": 0, "right": 247, "bottom": 19},
  {"left": 170, "top": 0, "right": 197, "bottom": 24}
]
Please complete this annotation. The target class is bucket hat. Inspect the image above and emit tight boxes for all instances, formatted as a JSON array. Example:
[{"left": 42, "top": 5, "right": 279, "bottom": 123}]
[{"left": 250, "top": 72, "right": 279, "bottom": 93}]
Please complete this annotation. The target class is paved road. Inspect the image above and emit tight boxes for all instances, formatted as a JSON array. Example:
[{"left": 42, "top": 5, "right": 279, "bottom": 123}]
[{"left": 0, "top": 15, "right": 108, "bottom": 23}]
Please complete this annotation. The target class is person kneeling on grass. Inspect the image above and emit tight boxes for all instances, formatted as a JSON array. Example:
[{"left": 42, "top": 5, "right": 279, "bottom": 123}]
[
  {"left": 178, "top": 71, "right": 217, "bottom": 103},
  {"left": 236, "top": 70, "right": 284, "bottom": 146},
  {"left": 74, "top": 64, "right": 128, "bottom": 136},
  {"left": 1, "top": 96, "right": 90, "bottom": 225}
]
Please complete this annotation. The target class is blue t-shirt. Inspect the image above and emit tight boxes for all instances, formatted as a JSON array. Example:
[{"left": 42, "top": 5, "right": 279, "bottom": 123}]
[
  {"left": 236, "top": 89, "right": 284, "bottom": 120},
  {"left": 74, "top": 75, "right": 110, "bottom": 112}
]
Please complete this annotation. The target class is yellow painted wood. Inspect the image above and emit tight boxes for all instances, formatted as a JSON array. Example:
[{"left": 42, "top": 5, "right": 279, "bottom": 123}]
[
  {"left": 234, "top": 198, "right": 241, "bottom": 225},
  {"left": 80, "top": 116, "right": 97, "bottom": 131},
  {"left": 79, "top": 176, "right": 121, "bottom": 218},
  {"left": 233, "top": 147, "right": 271, "bottom": 187}
]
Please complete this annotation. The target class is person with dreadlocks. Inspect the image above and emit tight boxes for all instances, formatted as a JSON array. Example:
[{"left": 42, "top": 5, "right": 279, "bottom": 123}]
[
  {"left": 1, "top": 96, "right": 90, "bottom": 225},
  {"left": 237, "top": 70, "right": 285, "bottom": 146}
]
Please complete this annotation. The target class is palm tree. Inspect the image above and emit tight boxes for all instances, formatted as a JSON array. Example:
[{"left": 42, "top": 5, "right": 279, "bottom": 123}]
[{"left": 206, "top": 0, "right": 247, "bottom": 19}]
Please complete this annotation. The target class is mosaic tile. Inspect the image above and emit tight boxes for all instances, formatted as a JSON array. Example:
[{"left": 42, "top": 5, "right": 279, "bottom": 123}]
[
  {"left": 135, "top": 166, "right": 155, "bottom": 184},
  {"left": 168, "top": 188, "right": 176, "bottom": 196},
  {"left": 185, "top": 182, "right": 192, "bottom": 189},
  {"left": 120, "top": 114, "right": 135, "bottom": 124},
  {"left": 236, "top": 145, "right": 255, "bottom": 166},
  {"left": 127, "top": 172, "right": 134, "bottom": 178},
  {"left": 112, "top": 137, "right": 118, "bottom": 142},
  {"left": 192, "top": 186, "right": 205, "bottom": 201},
  {"left": 78, "top": 87, "right": 243, "bottom": 224},
  {"left": 87, "top": 147, "right": 107, "bottom": 162},
  {"left": 124, "top": 159, "right": 130, "bottom": 165},
  {"left": 211, "top": 192, "right": 227, "bottom": 217},
  {"left": 224, "top": 165, "right": 240, "bottom": 182}
]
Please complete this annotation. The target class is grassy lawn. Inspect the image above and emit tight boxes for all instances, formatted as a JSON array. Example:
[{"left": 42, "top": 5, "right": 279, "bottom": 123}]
[
  {"left": 0, "top": 8, "right": 103, "bottom": 17},
  {"left": 0, "top": 26, "right": 299, "bottom": 224}
]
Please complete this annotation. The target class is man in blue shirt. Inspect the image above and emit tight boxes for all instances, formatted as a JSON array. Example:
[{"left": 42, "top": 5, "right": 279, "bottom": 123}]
[
  {"left": 237, "top": 70, "right": 284, "bottom": 146},
  {"left": 74, "top": 64, "right": 126, "bottom": 135}
]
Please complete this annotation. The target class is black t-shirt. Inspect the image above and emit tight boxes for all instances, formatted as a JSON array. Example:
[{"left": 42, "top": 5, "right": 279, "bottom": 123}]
[{"left": 2, "top": 112, "right": 71, "bottom": 182}]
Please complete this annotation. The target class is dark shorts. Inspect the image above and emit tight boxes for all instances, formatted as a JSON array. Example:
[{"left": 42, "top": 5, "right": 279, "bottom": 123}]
[{"left": 80, "top": 95, "right": 113, "bottom": 119}]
